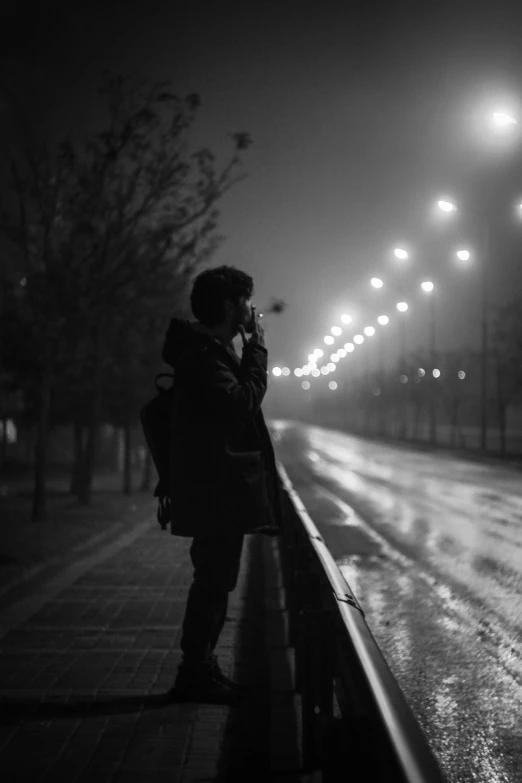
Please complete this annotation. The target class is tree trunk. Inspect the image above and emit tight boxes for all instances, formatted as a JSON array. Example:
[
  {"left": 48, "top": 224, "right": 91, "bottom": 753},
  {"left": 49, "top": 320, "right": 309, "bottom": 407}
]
[
  {"left": 25, "top": 425, "right": 33, "bottom": 466},
  {"left": 123, "top": 417, "right": 132, "bottom": 495},
  {"left": 451, "top": 401, "right": 459, "bottom": 449},
  {"left": 413, "top": 401, "right": 421, "bottom": 441},
  {"left": 78, "top": 345, "right": 103, "bottom": 506},
  {"left": 0, "top": 418, "right": 7, "bottom": 470},
  {"left": 70, "top": 419, "right": 84, "bottom": 495},
  {"left": 499, "top": 403, "right": 507, "bottom": 457},
  {"left": 140, "top": 446, "right": 152, "bottom": 492},
  {"left": 32, "top": 365, "right": 53, "bottom": 522}
]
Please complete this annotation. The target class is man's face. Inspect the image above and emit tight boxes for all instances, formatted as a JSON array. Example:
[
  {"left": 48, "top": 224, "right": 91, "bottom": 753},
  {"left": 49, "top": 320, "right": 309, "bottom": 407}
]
[{"left": 231, "top": 295, "right": 255, "bottom": 334}]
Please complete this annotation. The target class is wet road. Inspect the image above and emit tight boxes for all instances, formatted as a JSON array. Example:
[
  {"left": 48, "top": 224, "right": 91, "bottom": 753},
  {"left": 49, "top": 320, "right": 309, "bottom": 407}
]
[{"left": 269, "top": 420, "right": 522, "bottom": 783}]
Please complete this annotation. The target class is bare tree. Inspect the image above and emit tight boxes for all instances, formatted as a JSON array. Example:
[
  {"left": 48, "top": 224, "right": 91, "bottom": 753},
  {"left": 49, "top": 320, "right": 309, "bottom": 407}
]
[{"left": 0, "top": 71, "right": 252, "bottom": 519}]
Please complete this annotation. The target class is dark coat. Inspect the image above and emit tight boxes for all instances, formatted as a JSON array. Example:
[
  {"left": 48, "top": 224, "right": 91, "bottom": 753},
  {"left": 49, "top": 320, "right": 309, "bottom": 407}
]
[{"left": 161, "top": 318, "right": 283, "bottom": 537}]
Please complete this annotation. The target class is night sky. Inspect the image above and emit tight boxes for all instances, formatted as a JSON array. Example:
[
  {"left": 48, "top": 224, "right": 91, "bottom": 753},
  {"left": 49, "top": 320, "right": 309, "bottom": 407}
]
[{"left": 4, "top": 0, "right": 522, "bottom": 371}]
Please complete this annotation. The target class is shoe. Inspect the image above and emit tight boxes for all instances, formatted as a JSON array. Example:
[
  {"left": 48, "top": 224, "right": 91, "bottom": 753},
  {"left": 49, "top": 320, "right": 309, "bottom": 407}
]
[
  {"left": 209, "top": 654, "right": 246, "bottom": 692},
  {"left": 166, "top": 661, "right": 241, "bottom": 706}
]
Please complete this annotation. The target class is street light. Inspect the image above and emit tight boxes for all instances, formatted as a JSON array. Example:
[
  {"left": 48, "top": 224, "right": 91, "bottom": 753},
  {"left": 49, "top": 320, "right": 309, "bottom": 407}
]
[
  {"left": 393, "top": 248, "right": 409, "bottom": 260},
  {"left": 396, "top": 302, "right": 408, "bottom": 312},
  {"left": 377, "top": 315, "right": 389, "bottom": 325},
  {"left": 437, "top": 199, "right": 456, "bottom": 213},
  {"left": 456, "top": 249, "right": 471, "bottom": 262},
  {"left": 364, "top": 326, "right": 376, "bottom": 336},
  {"left": 340, "top": 313, "right": 352, "bottom": 324},
  {"left": 420, "top": 281, "right": 434, "bottom": 293},
  {"left": 353, "top": 334, "right": 364, "bottom": 344},
  {"left": 331, "top": 326, "right": 342, "bottom": 336},
  {"left": 492, "top": 111, "right": 517, "bottom": 128},
  {"left": 371, "top": 277, "right": 384, "bottom": 288}
]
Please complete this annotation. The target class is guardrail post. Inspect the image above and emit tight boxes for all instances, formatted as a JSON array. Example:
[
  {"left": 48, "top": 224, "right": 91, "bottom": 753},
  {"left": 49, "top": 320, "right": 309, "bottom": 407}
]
[{"left": 299, "top": 574, "right": 335, "bottom": 773}]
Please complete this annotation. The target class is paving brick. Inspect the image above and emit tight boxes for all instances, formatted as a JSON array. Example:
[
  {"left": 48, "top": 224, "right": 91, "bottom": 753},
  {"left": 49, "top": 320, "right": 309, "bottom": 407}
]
[{"left": 0, "top": 517, "right": 303, "bottom": 782}]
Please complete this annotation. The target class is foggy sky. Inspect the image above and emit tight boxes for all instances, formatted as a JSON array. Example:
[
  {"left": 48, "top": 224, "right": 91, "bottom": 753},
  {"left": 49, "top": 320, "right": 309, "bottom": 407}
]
[{"left": 4, "top": 0, "right": 522, "bottom": 372}]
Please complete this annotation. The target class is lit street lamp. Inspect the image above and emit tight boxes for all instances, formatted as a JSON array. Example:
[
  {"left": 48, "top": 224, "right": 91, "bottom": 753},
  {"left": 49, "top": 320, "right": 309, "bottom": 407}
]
[
  {"left": 492, "top": 111, "right": 517, "bottom": 128},
  {"left": 394, "top": 248, "right": 409, "bottom": 260},
  {"left": 371, "top": 277, "right": 384, "bottom": 288},
  {"left": 456, "top": 249, "right": 471, "bottom": 262},
  {"left": 437, "top": 199, "right": 456, "bottom": 213}
]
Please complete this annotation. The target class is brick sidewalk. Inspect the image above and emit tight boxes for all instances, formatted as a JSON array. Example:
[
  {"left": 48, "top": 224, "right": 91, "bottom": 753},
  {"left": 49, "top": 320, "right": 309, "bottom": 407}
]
[{"left": 0, "top": 516, "right": 303, "bottom": 782}]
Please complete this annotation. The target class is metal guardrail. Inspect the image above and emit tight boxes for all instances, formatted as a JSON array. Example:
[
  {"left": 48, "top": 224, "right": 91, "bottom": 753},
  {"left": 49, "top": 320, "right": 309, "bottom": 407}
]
[{"left": 276, "top": 461, "right": 447, "bottom": 782}]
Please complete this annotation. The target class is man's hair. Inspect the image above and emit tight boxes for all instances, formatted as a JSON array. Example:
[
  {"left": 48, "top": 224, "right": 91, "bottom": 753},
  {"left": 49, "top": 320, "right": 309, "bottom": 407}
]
[{"left": 190, "top": 265, "right": 254, "bottom": 327}]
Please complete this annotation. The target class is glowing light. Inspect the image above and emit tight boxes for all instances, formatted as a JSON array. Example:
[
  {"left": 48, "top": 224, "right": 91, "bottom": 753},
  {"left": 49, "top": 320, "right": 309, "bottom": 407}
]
[
  {"left": 373, "top": 386, "right": 381, "bottom": 396},
  {"left": 418, "top": 368, "right": 425, "bottom": 377},
  {"left": 400, "top": 375, "right": 408, "bottom": 384},
  {"left": 371, "top": 277, "right": 384, "bottom": 288},
  {"left": 281, "top": 367, "right": 290, "bottom": 376},
  {"left": 320, "top": 366, "right": 329, "bottom": 375},
  {"left": 314, "top": 349, "right": 324, "bottom": 358},
  {"left": 433, "top": 369, "right": 441, "bottom": 378},
  {"left": 337, "top": 348, "right": 347, "bottom": 357},
  {"left": 324, "top": 335, "right": 334, "bottom": 345},
  {"left": 492, "top": 111, "right": 517, "bottom": 128},
  {"left": 311, "top": 369, "right": 320, "bottom": 377},
  {"left": 302, "top": 381, "right": 310, "bottom": 390},
  {"left": 331, "top": 326, "right": 342, "bottom": 336},
  {"left": 294, "top": 368, "right": 303, "bottom": 377},
  {"left": 272, "top": 367, "right": 282, "bottom": 376},
  {"left": 302, "top": 367, "right": 311, "bottom": 376},
  {"left": 353, "top": 334, "right": 364, "bottom": 344},
  {"left": 364, "top": 326, "right": 376, "bottom": 337},
  {"left": 421, "top": 281, "right": 434, "bottom": 293},
  {"left": 340, "top": 313, "right": 352, "bottom": 324},
  {"left": 328, "top": 381, "right": 338, "bottom": 390},
  {"left": 396, "top": 302, "right": 408, "bottom": 312},
  {"left": 456, "top": 249, "right": 470, "bottom": 261},
  {"left": 308, "top": 353, "right": 316, "bottom": 362},
  {"left": 377, "top": 315, "right": 389, "bottom": 325},
  {"left": 331, "top": 354, "right": 340, "bottom": 362},
  {"left": 458, "top": 370, "right": 466, "bottom": 379},
  {"left": 345, "top": 342, "right": 355, "bottom": 352},
  {"left": 327, "top": 362, "right": 336, "bottom": 371},
  {"left": 438, "top": 199, "right": 456, "bottom": 213},
  {"left": 20, "top": 277, "right": 27, "bottom": 287},
  {"left": 394, "top": 248, "right": 408, "bottom": 260}
]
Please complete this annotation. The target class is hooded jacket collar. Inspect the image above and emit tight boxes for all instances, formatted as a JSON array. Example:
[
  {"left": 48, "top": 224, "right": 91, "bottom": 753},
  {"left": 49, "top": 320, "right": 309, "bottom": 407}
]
[{"left": 162, "top": 317, "right": 238, "bottom": 369}]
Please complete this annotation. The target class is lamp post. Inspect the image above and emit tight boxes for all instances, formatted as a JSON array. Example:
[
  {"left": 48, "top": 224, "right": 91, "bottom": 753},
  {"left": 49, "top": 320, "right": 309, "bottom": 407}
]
[
  {"left": 395, "top": 302, "right": 409, "bottom": 438},
  {"left": 437, "top": 198, "right": 489, "bottom": 450},
  {"left": 421, "top": 281, "right": 437, "bottom": 444},
  {"left": 376, "top": 315, "right": 389, "bottom": 433}
]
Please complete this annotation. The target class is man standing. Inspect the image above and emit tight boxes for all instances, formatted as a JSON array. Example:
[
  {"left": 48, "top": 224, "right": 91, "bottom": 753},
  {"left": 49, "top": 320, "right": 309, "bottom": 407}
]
[{"left": 161, "top": 265, "right": 282, "bottom": 704}]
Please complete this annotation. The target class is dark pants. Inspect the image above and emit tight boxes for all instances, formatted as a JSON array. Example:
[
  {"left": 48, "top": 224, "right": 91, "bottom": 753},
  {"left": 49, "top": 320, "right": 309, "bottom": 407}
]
[{"left": 180, "top": 532, "right": 244, "bottom": 664}]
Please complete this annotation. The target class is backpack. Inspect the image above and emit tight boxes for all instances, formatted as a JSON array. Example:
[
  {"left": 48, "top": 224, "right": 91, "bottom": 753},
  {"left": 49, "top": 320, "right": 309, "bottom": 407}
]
[{"left": 140, "top": 372, "right": 175, "bottom": 530}]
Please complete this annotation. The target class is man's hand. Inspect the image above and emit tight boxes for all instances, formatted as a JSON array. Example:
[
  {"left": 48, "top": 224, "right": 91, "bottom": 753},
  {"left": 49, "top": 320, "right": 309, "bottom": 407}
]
[{"left": 239, "top": 307, "right": 266, "bottom": 348}]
